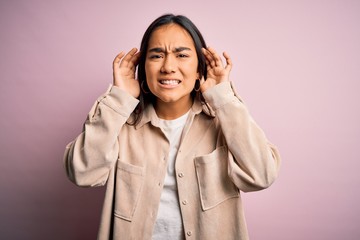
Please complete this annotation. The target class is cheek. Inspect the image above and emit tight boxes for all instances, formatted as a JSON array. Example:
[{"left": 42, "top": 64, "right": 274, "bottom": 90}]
[
  {"left": 185, "top": 64, "right": 199, "bottom": 79},
  {"left": 144, "top": 63, "right": 158, "bottom": 93},
  {"left": 144, "top": 62, "right": 151, "bottom": 77},
  {"left": 145, "top": 62, "right": 159, "bottom": 79},
  {"left": 188, "top": 58, "right": 199, "bottom": 76}
]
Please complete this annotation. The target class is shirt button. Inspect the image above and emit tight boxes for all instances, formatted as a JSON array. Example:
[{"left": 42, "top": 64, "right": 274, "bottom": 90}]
[
  {"left": 182, "top": 200, "right": 188, "bottom": 205},
  {"left": 178, "top": 172, "right": 184, "bottom": 178},
  {"left": 187, "top": 231, "right": 192, "bottom": 236}
]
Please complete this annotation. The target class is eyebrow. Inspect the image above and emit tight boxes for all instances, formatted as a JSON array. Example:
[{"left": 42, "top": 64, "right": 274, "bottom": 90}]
[{"left": 148, "top": 47, "right": 192, "bottom": 53}]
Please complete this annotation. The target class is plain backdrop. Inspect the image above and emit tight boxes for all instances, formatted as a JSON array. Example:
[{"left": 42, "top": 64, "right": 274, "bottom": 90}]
[{"left": 1, "top": 0, "right": 359, "bottom": 239}]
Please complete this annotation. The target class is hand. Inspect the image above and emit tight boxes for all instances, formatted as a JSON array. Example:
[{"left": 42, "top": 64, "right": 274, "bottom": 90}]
[
  {"left": 113, "top": 48, "right": 141, "bottom": 98},
  {"left": 200, "top": 47, "right": 232, "bottom": 92}
]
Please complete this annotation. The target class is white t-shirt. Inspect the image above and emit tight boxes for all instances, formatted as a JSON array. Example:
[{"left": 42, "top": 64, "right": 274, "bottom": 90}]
[{"left": 152, "top": 111, "right": 189, "bottom": 240}]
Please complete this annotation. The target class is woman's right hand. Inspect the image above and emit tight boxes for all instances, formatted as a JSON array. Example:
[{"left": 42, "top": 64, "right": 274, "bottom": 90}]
[{"left": 113, "top": 48, "right": 141, "bottom": 98}]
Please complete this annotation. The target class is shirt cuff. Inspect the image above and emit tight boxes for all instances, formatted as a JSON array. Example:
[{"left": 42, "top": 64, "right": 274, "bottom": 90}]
[
  {"left": 99, "top": 85, "right": 139, "bottom": 117},
  {"left": 202, "top": 81, "right": 240, "bottom": 110}
]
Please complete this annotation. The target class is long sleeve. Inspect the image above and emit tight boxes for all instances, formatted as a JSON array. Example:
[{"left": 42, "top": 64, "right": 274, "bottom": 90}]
[
  {"left": 64, "top": 85, "right": 139, "bottom": 187},
  {"left": 202, "top": 81, "right": 281, "bottom": 192}
]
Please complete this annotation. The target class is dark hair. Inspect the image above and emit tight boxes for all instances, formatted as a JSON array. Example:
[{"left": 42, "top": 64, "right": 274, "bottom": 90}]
[{"left": 131, "top": 14, "right": 207, "bottom": 125}]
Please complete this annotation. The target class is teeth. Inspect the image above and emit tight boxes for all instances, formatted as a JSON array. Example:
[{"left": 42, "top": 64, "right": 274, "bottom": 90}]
[{"left": 160, "top": 80, "right": 180, "bottom": 85}]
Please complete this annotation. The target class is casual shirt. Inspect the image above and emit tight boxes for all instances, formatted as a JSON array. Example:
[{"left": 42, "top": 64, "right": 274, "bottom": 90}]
[{"left": 64, "top": 81, "right": 281, "bottom": 240}]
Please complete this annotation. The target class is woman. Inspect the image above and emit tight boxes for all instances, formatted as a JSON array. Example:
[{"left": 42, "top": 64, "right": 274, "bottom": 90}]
[{"left": 64, "top": 14, "right": 281, "bottom": 240}]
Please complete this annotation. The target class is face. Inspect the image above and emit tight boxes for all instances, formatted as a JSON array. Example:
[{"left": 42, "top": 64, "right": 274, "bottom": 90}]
[{"left": 145, "top": 23, "right": 199, "bottom": 109}]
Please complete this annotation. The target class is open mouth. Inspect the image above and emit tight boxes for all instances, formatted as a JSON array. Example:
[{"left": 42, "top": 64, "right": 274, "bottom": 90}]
[{"left": 159, "top": 79, "right": 181, "bottom": 85}]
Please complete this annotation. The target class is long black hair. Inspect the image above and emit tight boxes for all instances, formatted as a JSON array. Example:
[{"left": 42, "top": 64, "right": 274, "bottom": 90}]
[{"left": 132, "top": 14, "right": 207, "bottom": 125}]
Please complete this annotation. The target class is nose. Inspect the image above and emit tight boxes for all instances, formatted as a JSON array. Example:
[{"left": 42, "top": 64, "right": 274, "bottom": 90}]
[{"left": 161, "top": 55, "right": 176, "bottom": 73}]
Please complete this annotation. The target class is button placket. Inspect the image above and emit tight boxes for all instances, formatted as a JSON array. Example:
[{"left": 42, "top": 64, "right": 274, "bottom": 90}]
[{"left": 157, "top": 155, "right": 167, "bottom": 188}]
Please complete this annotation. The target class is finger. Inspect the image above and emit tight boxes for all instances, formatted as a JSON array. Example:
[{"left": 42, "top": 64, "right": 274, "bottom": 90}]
[
  {"left": 113, "top": 51, "right": 125, "bottom": 69},
  {"left": 120, "top": 48, "right": 138, "bottom": 67},
  {"left": 202, "top": 52, "right": 211, "bottom": 69},
  {"left": 128, "top": 51, "right": 141, "bottom": 70},
  {"left": 202, "top": 47, "right": 216, "bottom": 68},
  {"left": 202, "top": 48, "right": 210, "bottom": 62},
  {"left": 223, "top": 51, "right": 232, "bottom": 71},
  {"left": 207, "top": 47, "right": 223, "bottom": 67}
]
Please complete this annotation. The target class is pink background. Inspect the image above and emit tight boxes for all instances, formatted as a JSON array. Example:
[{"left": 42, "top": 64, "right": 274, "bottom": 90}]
[{"left": 1, "top": 0, "right": 359, "bottom": 239}]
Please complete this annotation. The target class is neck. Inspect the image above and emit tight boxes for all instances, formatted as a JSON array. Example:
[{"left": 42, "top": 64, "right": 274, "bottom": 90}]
[{"left": 155, "top": 97, "right": 192, "bottom": 120}]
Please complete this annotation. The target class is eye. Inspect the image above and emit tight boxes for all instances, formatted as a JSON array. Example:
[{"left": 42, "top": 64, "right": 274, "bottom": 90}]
[
  {"left": 177, "top": 54, "right": 188, "bottom": 58},
  {"left": 149, "top": 54, "right": 162, "bottom": 59}
]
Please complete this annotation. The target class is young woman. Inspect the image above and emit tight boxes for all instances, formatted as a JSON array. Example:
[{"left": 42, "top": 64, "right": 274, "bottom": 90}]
[{"left": 64, "top": 14, "right": 281, "bottom": 240}]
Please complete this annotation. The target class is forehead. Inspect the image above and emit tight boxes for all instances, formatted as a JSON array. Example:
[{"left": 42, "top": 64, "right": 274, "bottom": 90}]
[{"left": 148, "top": 23, "right": 195, "bottom": 49}]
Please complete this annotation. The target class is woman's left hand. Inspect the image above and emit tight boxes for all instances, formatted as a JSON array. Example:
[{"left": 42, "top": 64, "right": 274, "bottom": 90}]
[{"left": 200, "top": 47, "right": 232, "bottom": 92}]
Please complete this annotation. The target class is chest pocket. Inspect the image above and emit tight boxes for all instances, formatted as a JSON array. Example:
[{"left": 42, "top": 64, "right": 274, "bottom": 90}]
[
  {"left": 114, "top": 160, "right": 144, "bottom": 221},
  {"left": 194, "top": 146, "right": 239, "bottom": 211}
]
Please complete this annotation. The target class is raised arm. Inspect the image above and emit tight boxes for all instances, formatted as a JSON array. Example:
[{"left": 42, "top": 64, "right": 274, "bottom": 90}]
[
  {"left": 201, "top": 47, "right": 281, "bottom": 192},
  {"left": 64, "top": 49, "right": 140, "bottom": 187}
]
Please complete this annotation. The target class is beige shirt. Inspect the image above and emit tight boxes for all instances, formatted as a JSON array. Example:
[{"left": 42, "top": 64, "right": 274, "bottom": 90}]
[{"left": 64, "top": 81, "right": 281, "bottom": 240}]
